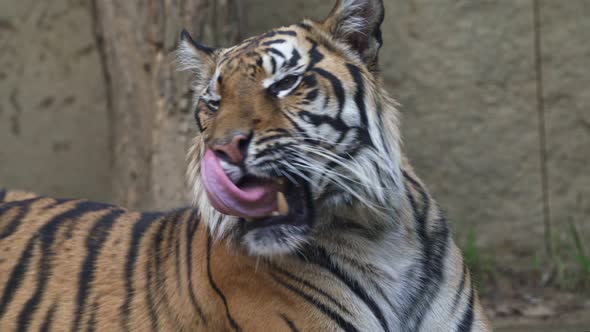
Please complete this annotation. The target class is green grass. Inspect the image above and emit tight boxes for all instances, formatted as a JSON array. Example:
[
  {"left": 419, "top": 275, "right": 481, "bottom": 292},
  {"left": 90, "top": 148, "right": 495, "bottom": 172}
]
[
  {"left": 461, "top": 227, "right": 496, "bottom": 292},
  {"left": 459, "top": 221, "right": 589, "bottom": 293},
  {"left": 551, "top": 220, "right": 590, "bottom": 290}
]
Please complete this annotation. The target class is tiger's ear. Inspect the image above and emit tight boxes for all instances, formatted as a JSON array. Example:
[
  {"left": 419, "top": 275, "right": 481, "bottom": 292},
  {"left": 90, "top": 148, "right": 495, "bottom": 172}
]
[
  {"left": 322, "top": 0, "right": 385, "bottom": 69},
  {"left": 177, "top": 29, "right": 217, "bottom": 80}
]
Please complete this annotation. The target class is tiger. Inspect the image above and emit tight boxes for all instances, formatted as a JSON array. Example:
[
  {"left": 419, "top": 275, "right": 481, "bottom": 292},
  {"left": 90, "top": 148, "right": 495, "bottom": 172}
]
[{"left": 0, "top": 0, "right": 490, "bottom": 331}]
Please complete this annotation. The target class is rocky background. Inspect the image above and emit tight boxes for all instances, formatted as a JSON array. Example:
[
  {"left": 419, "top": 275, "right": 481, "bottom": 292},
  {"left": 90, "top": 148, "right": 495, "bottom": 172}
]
[{"left": 1, "top": 1, "right": 589, "bottom": 330}]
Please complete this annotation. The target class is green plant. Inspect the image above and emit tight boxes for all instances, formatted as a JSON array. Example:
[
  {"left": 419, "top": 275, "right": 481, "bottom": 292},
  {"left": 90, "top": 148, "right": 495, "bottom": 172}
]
[
  {"left": 461, "top": 228, "right": 495, "bottom": 292},
  {"left": 549, "top": 220, "right": 590, "bottom": 290}
]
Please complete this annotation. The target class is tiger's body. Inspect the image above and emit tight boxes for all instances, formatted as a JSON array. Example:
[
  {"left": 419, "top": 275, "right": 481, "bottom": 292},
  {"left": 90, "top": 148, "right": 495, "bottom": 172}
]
[{"left": 0, "top": 0, "right": 490, "bottom": 331}]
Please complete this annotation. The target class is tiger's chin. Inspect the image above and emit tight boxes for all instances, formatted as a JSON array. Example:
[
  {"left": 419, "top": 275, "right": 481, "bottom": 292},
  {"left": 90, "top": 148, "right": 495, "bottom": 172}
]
[
  {"left": 198, "top": 175, "right": 315, "bottom": 257},
  {"left": 238, "top": 176, "right": 314, "bottom": 256}
]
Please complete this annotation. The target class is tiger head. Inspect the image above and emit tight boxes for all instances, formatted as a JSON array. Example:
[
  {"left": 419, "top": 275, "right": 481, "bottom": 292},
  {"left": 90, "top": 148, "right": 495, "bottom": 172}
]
[{"left": 179, "top": 0, "right": 404, "bottom": 256}]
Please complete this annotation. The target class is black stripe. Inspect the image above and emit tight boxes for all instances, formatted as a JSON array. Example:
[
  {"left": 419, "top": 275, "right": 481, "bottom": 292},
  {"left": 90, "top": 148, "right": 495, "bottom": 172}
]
[
  {"left": 120, "top": 211, "right": 165, "bottom": 331},
  {"left": 456, "top": 283, "right": 474, "bottom": 332},
  {"left": 256, "top": 133, "right": 289, "bottom": 146},
  {"left": 451, "top": 264, "right": 467, "bottom": 315},
  {"left": 0, "top": 189, "right": 6, "bottom": 201},
  {"left": 302, "top": 74, "right": 318, "bottom": 89},
  {"left": 402, "top": 171, "right": 450, "bottom": 331},
  {"left": 180, "top": 29, "right": 215, "bottom": 55},
  {"left": 39, "top": 302, "right": 58, "bottom": 332},
  {"left": 297, "top": 22, "right": 313, "bottom": 31},
  {"left": 309, "top": 67, "right": 351, "bottom": 144},
  {"left": 254, "top": 142, "right": 296, "bottom": 159},
  {"left": 283, "top": 112, "right": 310, "bottom": 140},
  {"left": 298, "top": 247, "right": 390, "bottom": 332},
  {"left": 257, "top": 30, "right": 297, "bottom": 41},
  {"left": 270, "top": 273, "right": 359, "bottom": 332},
  {"left": 174, "top": 216, "right": 182, "bottom": 291},
  {"left": 262, "top": 39, "right": 286, "bottom": 46},
  {"left": 298, "top": 110, "right": 349, "bottom": 132},
  {"left": 312, "top": 68, "right": 344, "bottom": 113},
  {"left": 14, "top": 201, "right": 114, "bottom": 331},
  {"left": 305, "top": 37, "right": 324, "bottom": 68},
  {"left": 267, "top": 48, "right": 285, "bottom": 59},
  {"left": 276, "top": 30, "right": 297, "bottom": 37},
  {"left": 270, "top": 56, "right": 277, "bottom": 75},
  {"left": 206, "top": 234, "right": 241, "bottom": 332},
  {"left": 195, "top": 103, "right": 205, "bottom": 132},
  {"left": 86, "top": 297, "right": 100, "bottom": 332},
  {"left": 0, "top": 238, "right": 37, "bottom": 319},
  {"left": 279, "top": 313, "right": 301, "bottom": 332},
  {"left": 0, "top": 199, "right": 36, "bottom": 240},
  {"left": 345, "top": 64, "right": 373, "bottom": 146},
  {"left": 72, "top": 209, "right": 124, "bottom": 332},
  {"left": 185, "top": 210, "right": 207, "bottom": 324},
  {"left": 269, "top": 263, "right": 351, "bottom": 315},
  {"left": 42, "top": 198, "right": 73, "bottom": 210},
  {"left": 288, "top": 48, "right": 301, "bottom": 68},
  {"left": 144, "top": 219, "right": 169, "bottom": 332},
  {"left": 156, "top": 212, "right": 180, "bottom": 327}
]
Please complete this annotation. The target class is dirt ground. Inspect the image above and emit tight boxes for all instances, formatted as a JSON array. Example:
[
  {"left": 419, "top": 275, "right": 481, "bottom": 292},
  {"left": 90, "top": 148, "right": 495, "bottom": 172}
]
[{"left": 479, "top": 267, "right": 590, "bottom": 331}]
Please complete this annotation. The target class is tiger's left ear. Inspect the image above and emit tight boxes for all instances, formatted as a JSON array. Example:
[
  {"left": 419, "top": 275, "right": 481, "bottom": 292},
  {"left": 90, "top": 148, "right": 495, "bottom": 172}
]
[
  {"left": 322, "top": 0, "right": 385, "bottom": 69},
  {"left": 177, "top": 29, "right": 217, "bottom": 83}
]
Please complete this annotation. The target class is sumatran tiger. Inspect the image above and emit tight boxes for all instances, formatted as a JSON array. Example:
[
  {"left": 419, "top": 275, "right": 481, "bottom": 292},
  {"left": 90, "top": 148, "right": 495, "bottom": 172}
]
[{"left": 0, "top": 0, "right": 491, "bottom": 331}]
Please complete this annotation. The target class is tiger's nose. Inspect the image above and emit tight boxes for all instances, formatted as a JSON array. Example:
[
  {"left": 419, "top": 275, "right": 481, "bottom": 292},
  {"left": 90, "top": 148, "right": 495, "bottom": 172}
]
[{"left": 211, "top": 134, "right": 251, "bottom": 165}]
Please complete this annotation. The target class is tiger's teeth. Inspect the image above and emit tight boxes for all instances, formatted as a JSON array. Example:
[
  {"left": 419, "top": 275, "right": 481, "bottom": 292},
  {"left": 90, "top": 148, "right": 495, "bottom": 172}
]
[
  {"left": 277, "top": 178, "right": 285, "bottom": 185},
  {"left": 271, "top": 211, "right": 280, "bottom": 216},
  {"left": 277, "top": 192, "right": 289, "bottom": 215}
]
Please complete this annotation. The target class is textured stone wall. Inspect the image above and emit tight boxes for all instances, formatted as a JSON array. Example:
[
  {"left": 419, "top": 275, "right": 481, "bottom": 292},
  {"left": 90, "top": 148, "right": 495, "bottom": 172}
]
[
  {"left": 0, "top": 0, "right": 110, "bottom": 202},
  {"left": 540, "top": 1, "right": 590, "bottom": 251}
]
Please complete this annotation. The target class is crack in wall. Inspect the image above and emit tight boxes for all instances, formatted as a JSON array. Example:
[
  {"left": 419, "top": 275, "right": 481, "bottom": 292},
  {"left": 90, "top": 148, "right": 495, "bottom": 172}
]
[{"left": 533, "top": 0, "right": 553, "bottom": 259}]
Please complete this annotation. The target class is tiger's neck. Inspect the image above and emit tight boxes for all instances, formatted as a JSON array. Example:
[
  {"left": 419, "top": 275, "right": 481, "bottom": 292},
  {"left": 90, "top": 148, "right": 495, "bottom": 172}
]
[{"left": 306, "top": 165, "right": 471, "bottom": 331}]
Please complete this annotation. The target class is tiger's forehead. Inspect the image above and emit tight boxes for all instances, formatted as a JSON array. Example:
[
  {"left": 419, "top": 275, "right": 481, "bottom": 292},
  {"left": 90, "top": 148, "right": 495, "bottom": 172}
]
[{"left": 215, "top": 26, "right": 312, "bottom": 81}]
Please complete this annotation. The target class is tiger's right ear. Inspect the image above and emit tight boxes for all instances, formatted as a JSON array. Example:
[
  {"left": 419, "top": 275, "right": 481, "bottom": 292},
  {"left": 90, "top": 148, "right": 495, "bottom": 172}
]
[
  {"left": 177, "top": 29, "right": 217, "bottom": 77},
  {"left": 322, "top": 0, "right": 384, "bottom": 70}
]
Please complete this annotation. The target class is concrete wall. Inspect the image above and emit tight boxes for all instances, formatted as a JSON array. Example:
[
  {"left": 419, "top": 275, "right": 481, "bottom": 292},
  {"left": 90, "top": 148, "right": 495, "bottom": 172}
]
[
  {"left": 0, "top": 0, "right": 111, "bottom": 202},
  {"left": 540, "top": 1, "right": 590, "bottom": 249},
  {"left": 0, "top": 0, "right": 587, "bottom": 254}
]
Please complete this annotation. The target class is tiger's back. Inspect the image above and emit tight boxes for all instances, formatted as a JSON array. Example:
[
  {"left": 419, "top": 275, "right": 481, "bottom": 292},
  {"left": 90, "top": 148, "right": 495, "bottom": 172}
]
[
  {"left": 0, "top": 196, "right": 172, "bottom": 331},
  {"left": 0, "top": 196, "right": 407, "bottom": 332}
]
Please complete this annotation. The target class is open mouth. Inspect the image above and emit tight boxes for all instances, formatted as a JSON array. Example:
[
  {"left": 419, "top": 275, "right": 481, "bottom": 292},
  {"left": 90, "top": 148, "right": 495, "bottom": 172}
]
[{"left": 201, "top": 150, "right": 313, "bottom": 232}]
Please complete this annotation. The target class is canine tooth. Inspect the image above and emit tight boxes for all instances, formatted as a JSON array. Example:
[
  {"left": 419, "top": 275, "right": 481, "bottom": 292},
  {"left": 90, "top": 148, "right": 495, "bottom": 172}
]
[
  {"left": 271, "top": 211, "right": 280, "bottom": 216},
  {"left": 277, "top": 192, "right": 289, "bottom": 215},
  {"left": 277, "top": 178, "right": 285, "bottom": 185}
]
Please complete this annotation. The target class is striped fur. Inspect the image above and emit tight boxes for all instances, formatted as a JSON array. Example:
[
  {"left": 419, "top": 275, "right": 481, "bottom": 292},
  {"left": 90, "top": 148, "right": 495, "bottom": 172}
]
[
  {"left": 0, "top": 189, "right": 39, "bottom": 203},
  {"left": 1, "top": 0, "right": 490, "bottom": 330}
]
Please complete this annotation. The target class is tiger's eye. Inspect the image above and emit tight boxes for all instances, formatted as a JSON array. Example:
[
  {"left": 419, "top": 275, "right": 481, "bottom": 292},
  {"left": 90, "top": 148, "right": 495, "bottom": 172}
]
[{"left": 268, "top": 75, "right": 300, "bottom": 96}]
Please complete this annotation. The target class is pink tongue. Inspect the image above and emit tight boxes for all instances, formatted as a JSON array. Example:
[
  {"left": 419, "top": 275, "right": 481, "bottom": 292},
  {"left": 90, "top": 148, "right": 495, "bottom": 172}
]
[{"left": 201, "top": 149, "right": 279, "bottom": 218}]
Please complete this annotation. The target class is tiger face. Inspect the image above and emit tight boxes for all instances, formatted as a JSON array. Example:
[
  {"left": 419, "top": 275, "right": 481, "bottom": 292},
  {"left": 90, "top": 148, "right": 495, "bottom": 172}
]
[{"left": 180, "top": 0, "right": 403, "bottom": 256}]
